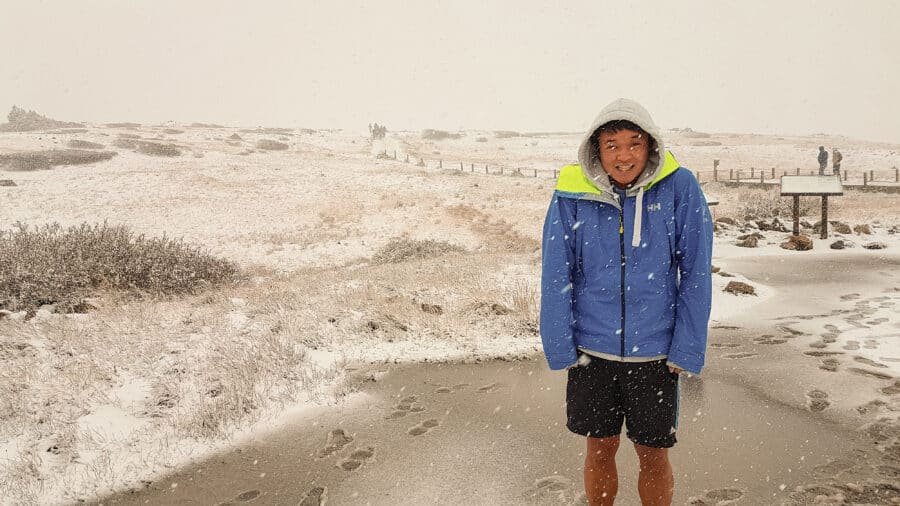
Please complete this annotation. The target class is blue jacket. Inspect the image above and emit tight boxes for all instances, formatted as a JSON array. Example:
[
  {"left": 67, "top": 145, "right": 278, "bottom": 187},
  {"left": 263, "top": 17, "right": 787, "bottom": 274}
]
[{"left": 540, "top": 153, "right": 713, "bottom": 374}]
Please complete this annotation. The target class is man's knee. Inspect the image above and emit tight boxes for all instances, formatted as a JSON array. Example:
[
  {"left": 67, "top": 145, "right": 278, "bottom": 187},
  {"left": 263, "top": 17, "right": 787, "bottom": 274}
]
[
  {"left": 633, "top": 443, "right": 670, "bottom": 471},
  {"left": 586, "top": 435, "right": 620, "bottom": 463}
]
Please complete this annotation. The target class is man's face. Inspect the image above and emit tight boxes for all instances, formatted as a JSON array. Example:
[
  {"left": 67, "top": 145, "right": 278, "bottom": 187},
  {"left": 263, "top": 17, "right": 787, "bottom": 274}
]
[{"left": 597, "top": 128, "right": 650, "bottom": 188}]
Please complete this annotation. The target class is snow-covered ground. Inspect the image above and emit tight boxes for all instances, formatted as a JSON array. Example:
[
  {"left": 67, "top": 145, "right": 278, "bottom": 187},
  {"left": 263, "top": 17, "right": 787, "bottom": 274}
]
[{"left": 1, "top": 125, "right": 898, "bottom": 504}]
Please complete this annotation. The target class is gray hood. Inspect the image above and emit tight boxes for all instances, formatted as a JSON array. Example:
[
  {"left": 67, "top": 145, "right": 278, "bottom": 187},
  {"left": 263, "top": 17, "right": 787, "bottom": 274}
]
[{"left": 577, "top": 98, "right": 666, "bottom": 196}]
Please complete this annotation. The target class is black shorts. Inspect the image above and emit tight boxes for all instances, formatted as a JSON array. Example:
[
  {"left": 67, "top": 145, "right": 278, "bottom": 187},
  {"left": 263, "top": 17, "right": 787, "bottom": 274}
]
[{"left": 566, "top": 356, "right": 679, "bottom": 448}]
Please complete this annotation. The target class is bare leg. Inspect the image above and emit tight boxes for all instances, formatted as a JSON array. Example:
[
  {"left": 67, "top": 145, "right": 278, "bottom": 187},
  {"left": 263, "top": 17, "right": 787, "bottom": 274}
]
[
  {"left": 584, "top": 435, "right": 620, "bottom": 506},
  {"left": 634, "top": 443, "right": 674, "bottom": 506}
]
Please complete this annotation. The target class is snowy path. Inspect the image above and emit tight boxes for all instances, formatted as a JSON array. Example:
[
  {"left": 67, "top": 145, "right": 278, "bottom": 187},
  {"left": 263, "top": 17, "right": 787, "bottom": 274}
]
[{"left": 100, "top": 358, "right": 889, "bottom": 506}]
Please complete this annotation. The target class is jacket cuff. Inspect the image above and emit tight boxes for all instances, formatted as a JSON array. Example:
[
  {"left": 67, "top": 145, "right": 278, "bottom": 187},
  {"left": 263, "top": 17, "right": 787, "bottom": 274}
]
[
  {"left": 546, "top": 350, "right": 578, "bottom": 370},
  {"left": 665, "top": 359, "right": 701, "bottom": 375}
]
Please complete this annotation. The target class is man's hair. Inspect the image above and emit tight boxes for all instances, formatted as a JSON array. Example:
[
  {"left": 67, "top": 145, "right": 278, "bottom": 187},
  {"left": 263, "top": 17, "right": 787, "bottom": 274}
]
[{"left": 591, "top": 120, "right": 654, "bottom": 150}]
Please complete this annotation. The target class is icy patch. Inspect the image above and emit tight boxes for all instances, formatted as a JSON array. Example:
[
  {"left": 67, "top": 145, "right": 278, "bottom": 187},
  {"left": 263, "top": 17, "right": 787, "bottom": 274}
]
[{"left": 77, "top": 405, "right": 147, "bottom": 442}]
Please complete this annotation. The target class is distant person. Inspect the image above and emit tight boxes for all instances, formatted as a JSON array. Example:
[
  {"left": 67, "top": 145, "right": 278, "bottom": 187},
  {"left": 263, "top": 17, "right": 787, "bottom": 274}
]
[
  {"left": 818, "top": 146, "right": 828, "bottom": 175},
  {"left": 540, "top": 98, "right": 713, "bottom": 505},
  {"left": 833, "top": 148, "right": 843, "bottom": 175}
]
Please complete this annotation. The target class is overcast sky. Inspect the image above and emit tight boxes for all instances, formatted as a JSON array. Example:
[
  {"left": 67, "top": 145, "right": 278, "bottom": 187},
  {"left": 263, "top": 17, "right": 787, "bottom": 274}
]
[{"left": 2, "top": 1, "right": 898, "bottom": 142}]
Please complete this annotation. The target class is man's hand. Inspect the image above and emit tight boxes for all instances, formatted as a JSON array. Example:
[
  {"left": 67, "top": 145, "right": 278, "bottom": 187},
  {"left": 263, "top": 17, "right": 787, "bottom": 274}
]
[
  {"left": 566, "top": 354, "right": 593, "bottom": 369},
  {"left": 668, "top": 365, "right": 684, "bottom": 374}
]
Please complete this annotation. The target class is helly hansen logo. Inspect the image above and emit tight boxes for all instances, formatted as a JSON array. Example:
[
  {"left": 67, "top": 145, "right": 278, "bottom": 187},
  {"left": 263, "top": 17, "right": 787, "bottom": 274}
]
[{"left": 646, "top": 203, "right": 661, "bottom": 212}]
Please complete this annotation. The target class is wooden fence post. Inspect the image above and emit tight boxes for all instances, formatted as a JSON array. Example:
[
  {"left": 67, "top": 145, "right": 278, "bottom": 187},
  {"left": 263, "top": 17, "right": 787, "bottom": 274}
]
[
  {"left": 439, "top": 160, "right": 442, "bottom": 169},
  {"left": 393, "top": 150, "right": 397, "bottom": 160},
  {"left": 771, "top": 167, "right": 775, "bottom": 179},
  {"left": 895, "top": 166, "right": 899, "bottom": 182},
  {"left": 796, "top": 168, "right": 800, "bottom": 175},
  {"left": 729, "top": 168, "right": 733, "bottom": 180},
  {"left": 713, "top": 160, "right": 719, "bottom": 181},
  {"left": 750, "top": 167, "right": 755, "bottom": 178},
  {"left": 533, "top": 169, "right": 537, "bottom": 177},
  {"left": 864, "top": 172, "right": 868, "bottom": 186},
  {"left": 760, "top": 172, "right": 764, "bottom": 184},
  {"left": 869, "top": 170, "right": 874, "bottom": 182}
]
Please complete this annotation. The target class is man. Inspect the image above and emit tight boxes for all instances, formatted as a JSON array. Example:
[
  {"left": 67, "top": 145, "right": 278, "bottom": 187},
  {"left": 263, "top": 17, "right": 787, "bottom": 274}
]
[
  {"left": 832, "top": 148, "right": 843, "bottom": 176},
  {"left": 818, "top": 146, "right": 828, "bottom": 175},
  {"left": 540, "top": 98, "right": 713, "bottom": 505}
]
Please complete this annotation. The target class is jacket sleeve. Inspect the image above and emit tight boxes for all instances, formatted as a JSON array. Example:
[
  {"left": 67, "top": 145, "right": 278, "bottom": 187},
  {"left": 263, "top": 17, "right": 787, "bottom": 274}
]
[
  {"left": 540, "top": 193, "right": 580, "bottom": 370},
  {"left": 667, "top": 172, "right": 713, "bottom": 375}
]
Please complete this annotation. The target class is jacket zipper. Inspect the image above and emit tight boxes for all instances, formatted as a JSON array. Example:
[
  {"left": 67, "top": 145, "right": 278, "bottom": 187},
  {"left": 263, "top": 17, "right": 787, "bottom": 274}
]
[{"left": 618, "top": 206, "right": 626, "bottom": 358}]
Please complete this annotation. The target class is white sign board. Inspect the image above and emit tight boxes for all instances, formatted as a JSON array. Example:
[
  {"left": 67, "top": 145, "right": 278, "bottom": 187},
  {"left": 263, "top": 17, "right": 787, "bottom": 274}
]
[{"left": 780, "top": 175, "right": 843, "bottom": 196}]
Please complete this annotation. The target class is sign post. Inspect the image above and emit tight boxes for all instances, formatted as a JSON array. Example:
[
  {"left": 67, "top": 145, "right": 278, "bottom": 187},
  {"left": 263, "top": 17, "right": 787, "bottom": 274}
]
[{"left": 780, "top": 175, "right": 843, "bottom": 239}]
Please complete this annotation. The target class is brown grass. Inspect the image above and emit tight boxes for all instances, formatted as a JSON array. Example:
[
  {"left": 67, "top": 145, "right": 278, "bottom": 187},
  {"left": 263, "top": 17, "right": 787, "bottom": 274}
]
[
  {"left": 0, "top": 149, "right": 116, "bottom": 170},
  {"left": 67, "top": 139, "right": 105, "bottom": 149},
  {"left": 0, "top": 222, "right": 239, "bottom": 313},
  {"left": 371, "top": 237, "right": 465, "bottom": 264},
  {"left": 256, "top": 139, "right": 290, "bottom": 151}
]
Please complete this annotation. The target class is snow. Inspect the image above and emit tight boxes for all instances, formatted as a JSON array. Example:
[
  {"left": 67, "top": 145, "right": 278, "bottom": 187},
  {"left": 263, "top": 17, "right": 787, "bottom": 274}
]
[{"left": 1, "top": 125, "right": 898, "bottom": 504}]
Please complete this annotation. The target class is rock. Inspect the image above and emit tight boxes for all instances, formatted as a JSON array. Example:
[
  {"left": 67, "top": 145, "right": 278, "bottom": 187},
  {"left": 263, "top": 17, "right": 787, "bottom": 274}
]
[
  {"left": 756, "top": 219, "right": 785, "bottom": 232},
  {"left": 711, "top": 265, "right": 721, "bottom": 273},
  {"left": 781, "top": 235, "right": 813, "bottom": 251},
  {"left": 724, "top": 281, "right": 756, "bottom": 296},
  {"left": 813, "top": 221, "right": 851, "bottom": 234},
  {"left": 0, "top": 179, "right": 16, "bottom": 186},
  {"left": 830, "top": 240, "right": 854, "bottom": 250},
  {"left": 853, "top": 224, "right": 872, "bottom": 235},
  {"left": 420, "top": 303, "right": 443, "bottom": 315},
  {"left": 770, "top": 218, "right": 789, "bottom": 232},
  {"left": 863, "top": 242, "right": 887, "bottom": 250},
  {"left": 800, "top": 220, "right": 813, "bottom": 229},
  {"left": 736, "top": 236, "right": 758, "bottom": 248},
  {"left": 0, "top": 309, "right": 11, "bottom": 319},
  {"left": 737, "top": 232, "right": 764, "bottom": 240},
  {"left": 832, "top": 221, "right": 852, "bottom": 234},
  {"left": 33, "top": 308, "right": 55, "bottom": 321},
  {"left": 490, "top": 303, "right": 512, "bottom": 315},
  {"left": 715, "top": 217, "right": 737, "bottom": 226}
]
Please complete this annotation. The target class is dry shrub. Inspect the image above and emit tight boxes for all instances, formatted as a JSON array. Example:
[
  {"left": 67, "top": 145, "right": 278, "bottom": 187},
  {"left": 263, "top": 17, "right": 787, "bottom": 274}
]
[
  {"left": 371, "top": 238, "right": 465, "bottom": 264},
  {"left": 136, "top": 141, "right": 181, "bottom": 157},
  {"left": 736, "top": 187, "right": 816, "bottom": 219},
  {"left": 421, "top": 129, "right": 462, "bottom": 140},
  {"left": 508, "top": 280, "right": 539, "bottom": 333},
  {"left": 113, "top": 137, "right": 181, "bottom": 156},
  {"left": 0, "top": 149, "right": 116, "bottom": 170},
  {"left": 112, "top": 138, "right": 138, "bottom": 149},
  {"left": 0, "top": 222, "right": 239, "bottom": 313},
  {"left": 45, "top": 128, "right": 88, "bottom": 134},
  {"left": 105, "top": 122, "right": 141, "bottom": 128},
  {"left": 256, "top": 139, "right": 289, "bottom": 150},
  {"left": 163, "top": 128, "right": 184, "bottom": 135},
  {"left": 494, "top": 130, "right": 521, "bottom": 139},
  {"left": 67, "top": 139, "right": 104, "bottom": 149},
  {"left": 0, "top": 106, "right": 84, "bottom": 132}
]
